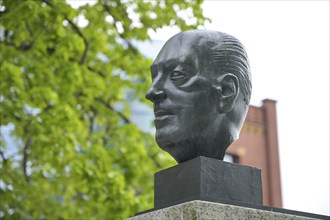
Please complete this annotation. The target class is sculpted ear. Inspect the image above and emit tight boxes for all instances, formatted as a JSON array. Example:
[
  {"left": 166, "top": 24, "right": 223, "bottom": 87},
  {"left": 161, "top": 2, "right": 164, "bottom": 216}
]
[{"left": 212, "top": 73, "right": 239, "bottom": 113}]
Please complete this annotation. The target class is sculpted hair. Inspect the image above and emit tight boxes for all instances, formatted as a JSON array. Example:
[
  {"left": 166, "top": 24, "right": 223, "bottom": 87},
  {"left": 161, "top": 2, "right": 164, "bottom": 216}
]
[{"left": 210, "top": 32, "right": 252, "bottom": 105}]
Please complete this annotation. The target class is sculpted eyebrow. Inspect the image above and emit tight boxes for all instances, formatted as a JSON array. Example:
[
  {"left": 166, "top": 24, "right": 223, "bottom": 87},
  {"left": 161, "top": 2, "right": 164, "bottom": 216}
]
[
  {"left": 164, "top": 60, "right": 193, "bottom": 70},
  {"left": 151, "top": 59, "right": 193, "bottom": 73},
  {"left": 155, "top": 59, "right": 178, "bottom": 70}
]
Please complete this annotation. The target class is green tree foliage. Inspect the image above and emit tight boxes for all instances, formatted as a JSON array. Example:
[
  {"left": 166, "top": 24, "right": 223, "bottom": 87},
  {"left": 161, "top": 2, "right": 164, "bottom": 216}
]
[{"left": 0, "top": 0, "right": 208, "bottom": 219}]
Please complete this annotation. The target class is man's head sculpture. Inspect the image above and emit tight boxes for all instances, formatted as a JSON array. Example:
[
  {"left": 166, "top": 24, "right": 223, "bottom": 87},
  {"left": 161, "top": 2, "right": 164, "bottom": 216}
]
[{"left": 146, "top": 30, "right": 252, "bottom": 163}]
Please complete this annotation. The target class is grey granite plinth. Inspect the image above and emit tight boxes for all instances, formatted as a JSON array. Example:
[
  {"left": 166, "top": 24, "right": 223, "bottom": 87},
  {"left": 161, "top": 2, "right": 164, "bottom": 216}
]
[
  {"left": 155, "top": 156, "right": 262, "bottom": 209},
  {"left": 128, "top": 200, "right": 328, "bottom": 220}
]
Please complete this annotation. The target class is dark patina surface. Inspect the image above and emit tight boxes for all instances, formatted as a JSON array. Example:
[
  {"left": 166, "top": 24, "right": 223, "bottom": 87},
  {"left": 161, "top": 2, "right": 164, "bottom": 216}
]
[{"left": 146, "top": 30, "right": 252, "bottom": 163}]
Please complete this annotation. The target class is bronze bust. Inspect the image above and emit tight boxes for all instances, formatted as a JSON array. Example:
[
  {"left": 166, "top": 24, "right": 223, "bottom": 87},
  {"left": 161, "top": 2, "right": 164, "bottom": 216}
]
[{"left": 146, "top": 30, "right": 252, "bottom": 163}]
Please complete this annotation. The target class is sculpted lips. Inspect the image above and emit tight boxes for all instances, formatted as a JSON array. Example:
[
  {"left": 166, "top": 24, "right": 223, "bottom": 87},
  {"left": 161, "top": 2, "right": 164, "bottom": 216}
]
[{"left": 154, "top": 108, "right": 174, "bottom": 120}]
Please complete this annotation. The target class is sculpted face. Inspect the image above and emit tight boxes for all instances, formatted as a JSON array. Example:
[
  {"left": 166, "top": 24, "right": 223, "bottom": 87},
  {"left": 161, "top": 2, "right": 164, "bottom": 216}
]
[
  {"left": 146, "top": 30, "right": 250, "bottom": 163},
  {"left": 145, "top": 33, "right": 223, "bottom": 162}
]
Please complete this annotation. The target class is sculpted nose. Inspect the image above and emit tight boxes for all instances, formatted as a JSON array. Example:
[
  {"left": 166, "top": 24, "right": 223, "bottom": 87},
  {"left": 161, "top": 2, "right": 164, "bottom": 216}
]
[{"left": 145, "top": 85, "right": 166, "bottom": 103}]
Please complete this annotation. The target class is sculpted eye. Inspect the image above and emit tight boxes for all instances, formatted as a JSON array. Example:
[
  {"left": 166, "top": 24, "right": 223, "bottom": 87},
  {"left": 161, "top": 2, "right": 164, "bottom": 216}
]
[{"left": 170, "top": 71, "right": 185, "bottom": 81}]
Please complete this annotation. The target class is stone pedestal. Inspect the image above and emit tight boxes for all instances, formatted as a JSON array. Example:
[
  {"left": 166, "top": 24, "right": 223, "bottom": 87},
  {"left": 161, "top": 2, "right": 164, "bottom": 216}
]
[
  {"left": 129, "top": 157, "right": 329, "bottom": 220},
  {"left": 155, "top": 156, "right": 262, "bottom": 209},
  {"left": 129, "top": 200, "right": 328, "bottom": 220}
]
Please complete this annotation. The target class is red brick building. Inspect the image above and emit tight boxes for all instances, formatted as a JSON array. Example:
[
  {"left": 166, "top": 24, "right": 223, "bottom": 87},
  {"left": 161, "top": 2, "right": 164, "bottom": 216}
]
[{"left": 226, "top": 99, "right": 282, "bottom": 208}]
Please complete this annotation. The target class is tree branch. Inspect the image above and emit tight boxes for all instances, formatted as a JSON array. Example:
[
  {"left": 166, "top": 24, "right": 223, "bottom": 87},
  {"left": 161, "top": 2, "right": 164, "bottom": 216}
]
[
  {"left": 22, "top": 137, "right": 32, "bottom": 183},
  {"left": 87, "top": 66, "right": 105, "bottom": 77},
  {"left": 0, "top": 40, "right": 33, "bottom": 51},
  {"left": 65, "top": 19, "right": 89, "bottom": 65},
  {"left": 0, "top": 148, "right": 7, "bottom": 164},
  {"left": 25, "top": 21, "right": 33, "bottom": 37},
  {"left": 42, "top": 0, "right": 89, "bottom": 65},
  {"left": 88, "top": 108, "right": 97, "bottom": 134},
  {"left": 108, "top": 105, "right": 130, "bottom": 124},
  {"left": 102, "top": 2, "right": 139, "bottom": 55},
  {"left": 95, "top": 98, "right": 130, "bottom": 124},
  {"left": 149, "top": 152, "right": 162, "bottom": 168}
]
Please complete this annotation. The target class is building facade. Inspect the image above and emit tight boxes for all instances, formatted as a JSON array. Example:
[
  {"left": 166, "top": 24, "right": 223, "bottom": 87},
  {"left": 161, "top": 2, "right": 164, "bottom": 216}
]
[{"left": 226, "top": 99, "right": 282, "bottom": 208}]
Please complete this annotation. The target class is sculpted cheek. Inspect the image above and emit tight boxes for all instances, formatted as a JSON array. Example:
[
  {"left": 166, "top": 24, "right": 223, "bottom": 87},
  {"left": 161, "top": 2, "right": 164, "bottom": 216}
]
[{"left": 179, "top": 75, "right": 211, "bottom": 93}]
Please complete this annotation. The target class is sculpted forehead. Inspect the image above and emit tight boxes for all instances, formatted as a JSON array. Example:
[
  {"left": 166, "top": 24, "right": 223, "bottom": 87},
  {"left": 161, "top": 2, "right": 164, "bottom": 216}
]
[{"left": 153, "top": 31, "right": 214, "bottom": 65}]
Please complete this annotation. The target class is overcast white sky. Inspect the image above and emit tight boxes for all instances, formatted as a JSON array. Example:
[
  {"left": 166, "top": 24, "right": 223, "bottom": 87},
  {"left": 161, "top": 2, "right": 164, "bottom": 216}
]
[
  {"left": 149, "top": 1, "right": 330, "bottom": 216},
  {"left": 69, "top": 0, "right": 330, "bottom": 216}
]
